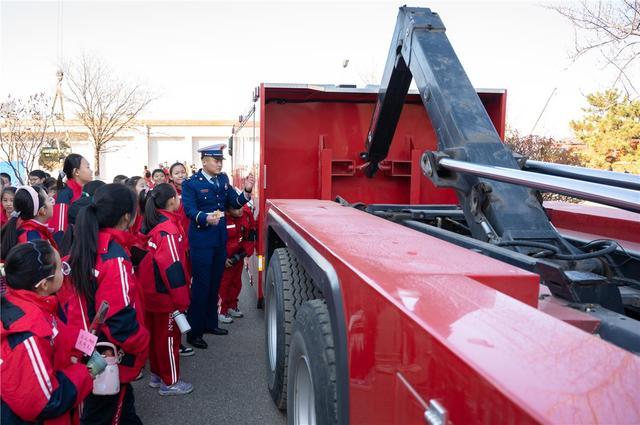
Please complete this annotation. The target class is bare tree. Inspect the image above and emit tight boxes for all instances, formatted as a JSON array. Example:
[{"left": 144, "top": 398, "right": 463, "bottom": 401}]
[
  {"left": 0, "top": 93, "right": 57, "bottom": 185},
  {"left": 552, "top": 1, "right": 640, "bottom": 95},
  {"left": 64, "top": 55, "right": 153, "bottom": 177},
  {"left": 356, "top": 58, "right": 381, "bottom": 86},
  {"left": 505, "top": 129, "right": 583, "bottom": 202}
]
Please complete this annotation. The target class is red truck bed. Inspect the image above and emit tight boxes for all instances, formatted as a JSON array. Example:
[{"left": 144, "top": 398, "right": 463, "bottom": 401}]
[
  {"left": 230, "top": 84, "right": 640, "bottom": 424},
  {"left": 268, "top": 199, "right": 640, "bottom": 424}
]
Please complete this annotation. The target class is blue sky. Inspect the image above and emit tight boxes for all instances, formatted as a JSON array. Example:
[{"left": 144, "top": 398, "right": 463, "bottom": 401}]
[{"left": 1, "top": 1, "right": 634, "bottom": 138}]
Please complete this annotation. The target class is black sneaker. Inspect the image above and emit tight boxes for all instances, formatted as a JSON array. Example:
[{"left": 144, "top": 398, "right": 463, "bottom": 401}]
[{"left": 179, "top": 344, "right": 195, "bottom": 357}]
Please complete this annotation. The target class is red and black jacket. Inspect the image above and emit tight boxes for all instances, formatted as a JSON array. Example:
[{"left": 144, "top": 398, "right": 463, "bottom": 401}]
[
  {"left": 1, "top": 204, "right": 9, "bottom": 228},
  {"left": 138, "top": 210, "right": 191, "bottom": 313},
  {"left": 49, "top": 179, "right": 83, "bottom": 246},
  {"left": 170, "top": 182, "right": 191, "bottom": 248},
  {"left": 1, "top": 288, "right": 93, "bottom": 424},
  {"left": 225, "top": 206, "right": 257, "bottom": 265},
  {"left": 57, "top": 228, "right": 149, "bottom": 384},
  {"left": 126, "top": 208, "right": 150, "bottom": 264},
  {"left": 17, "top": 219, "right": 58, "bottom": 250}
]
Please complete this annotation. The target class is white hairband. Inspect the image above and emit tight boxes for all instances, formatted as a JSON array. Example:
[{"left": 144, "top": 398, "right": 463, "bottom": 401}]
[{"left": 16, "top": 186, "right": 40, "bottom": 217}]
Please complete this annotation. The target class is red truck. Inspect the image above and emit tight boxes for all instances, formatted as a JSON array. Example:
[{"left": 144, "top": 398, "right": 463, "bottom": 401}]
[{"left": 230, "top": 7, "right": 640, "bottom": 425}]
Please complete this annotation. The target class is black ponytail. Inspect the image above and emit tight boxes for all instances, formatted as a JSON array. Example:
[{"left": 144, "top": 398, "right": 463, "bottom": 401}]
[
  {"left": 69, "top": 183, "right": 136, "bottom": 302},
  {"left": 58, "top": 194, "right": 97, "bottom": 257},
  {"left": 125, "top": 176, "right": 142, "bottom": 192},
  {"left": 1, "top": 185, "right": 47, "bottom": 260},
  {"left": 4, "top": 240, "right": 57, "bottom": 291},
  {"left": 57, "top": 153, "right": 84, "bottom": 190},
  {"left": 142, "top": 183, "right": 176, "bottom": 232}
]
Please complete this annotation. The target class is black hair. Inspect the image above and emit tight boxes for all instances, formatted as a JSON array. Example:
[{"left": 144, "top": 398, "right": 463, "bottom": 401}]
[
  {"left": 43, "top": 177, "right": 57, "bottom": 192},
  {"left": 58, "top": 181, "right": 105, "bottom": 257},
  {"left": 59, "top": 197, "right": 86, "bottom": 256},
  {"left": 144, "top": 171, "right": 151, "bottom": 178},
  {"left": 1, "top": 186, "right": 17, "bottom": 201},
  {"left": 169, "top": 162, "right": 186, "bottom": 177},
  {"left": 125, "top": 176, "right": 142, "bottom": 191},
  {"left": 83, "top": 180, "right": 106, "bottom": 196},
  {"left": 1, "top": 185, "right": 48, "bottom": 260},
  {"left": 29, "top": 169, "right": 48, "bottom": 180},
  {"left": 113, "top": 175, "right": 128, "bottom": 184},
  {"left": 0, "top": 172, "right": 11, "bottom": 184},
  {"left": 141, "top": 183, "right": 176, "bottom": 232},
  {"left": 69, "top": 183, "right": 137, "bottom": 302},
  {"left": 57, "top": 153, "right": 85, "bottom": 190},
  {"left": 4, "top": 240, "right": 57, "bottom": 291},
  {"left": 137, "top": 188, "right": 147, "bottom": 216},
  {"left": 152, "top": 169, "right": 166, "bottom": 179}
]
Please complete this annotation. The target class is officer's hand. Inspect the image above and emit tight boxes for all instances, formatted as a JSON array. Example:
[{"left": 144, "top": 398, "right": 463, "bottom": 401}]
[
  {"left": 244, "top": 174, "right": 255, "bottom": 192},
  {"left": 225, "top": 258, "right": 234, "bottom": 268},
  {"left": 206, "top": 214, "right": 220, "bottom": 226}
]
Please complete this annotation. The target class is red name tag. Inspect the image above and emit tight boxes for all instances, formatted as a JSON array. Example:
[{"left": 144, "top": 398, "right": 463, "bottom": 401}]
[{"left": 200, "top": 189, "right": 209, "bottom": 193}]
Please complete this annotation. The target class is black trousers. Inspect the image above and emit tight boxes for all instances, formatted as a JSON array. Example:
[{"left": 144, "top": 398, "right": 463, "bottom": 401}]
[
  {"left": 81, "top": 384, "right": 142, "bottom": 425},
  {"left": 187, "top": 245, "right": 227, "bottom": 337}
]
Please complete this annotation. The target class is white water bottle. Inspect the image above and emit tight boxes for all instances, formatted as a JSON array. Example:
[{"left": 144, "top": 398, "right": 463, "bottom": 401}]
[
  {"left": 92, "top": 343, "right": 120, "bottom": 395},
  {"left": 172, "top": 311, "right": 191, "bottom": 334}
]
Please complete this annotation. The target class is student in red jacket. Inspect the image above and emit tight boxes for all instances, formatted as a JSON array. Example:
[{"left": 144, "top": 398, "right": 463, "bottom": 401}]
[
  {"left": 1, "top": 240, "right": 94, "bottom": 424},
  {"left": 1, "top": 185, "right": 56, "bottom": 260},
  {"left": 219, "top": 205, "right": 256, "bottom": 322},
  {"left": 123, "top": 177, "right": 149, "bottom": 250},
  {"left": 60, "top": 183, "right": 149, "bottom": 424},
  {"left": 50, "top": 154, "right": 93, "bottom": 246},
  {"left": 168, "top": 162, "right": 191, "bottom": 247},
  {"left": 138, "top": 183, "right": 193, "bottom": 395},
  {"left": 1, "top": 186, "right": 16, "bottom": 227},
  {"left": 168, "top": 163, "right": 195, "bottom": 357}
]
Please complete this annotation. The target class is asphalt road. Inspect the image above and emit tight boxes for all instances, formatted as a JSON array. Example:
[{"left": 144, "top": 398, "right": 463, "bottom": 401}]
[{"left": 132, "top": 272, "right": 287, "bottom": 425}]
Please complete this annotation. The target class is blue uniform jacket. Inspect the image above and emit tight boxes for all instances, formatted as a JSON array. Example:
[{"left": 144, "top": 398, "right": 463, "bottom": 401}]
[{"left": 182, "top": 170, "right": 250, "bottom": 248}]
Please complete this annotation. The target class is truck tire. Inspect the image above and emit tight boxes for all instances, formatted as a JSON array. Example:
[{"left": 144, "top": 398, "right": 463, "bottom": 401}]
[
  {"left": 287, "top": 299, "right": 338, "bottom": 425},
  {"left": 265, "top": 248, "right": 321, "bottom": 410}
]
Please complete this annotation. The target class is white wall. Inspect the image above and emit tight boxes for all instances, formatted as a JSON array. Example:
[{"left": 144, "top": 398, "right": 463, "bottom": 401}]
[{"left": 59, "top": 122, "right": 236, "bottom": 182}]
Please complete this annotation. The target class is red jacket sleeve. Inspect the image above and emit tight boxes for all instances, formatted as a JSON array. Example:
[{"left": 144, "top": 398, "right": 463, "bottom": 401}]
[
  {"left": 242, "top": 210, "right": 257, "bottom": 256},
  {"left": 95, "top": 257, "right": 149, "bottom": 357},
  {"left": 155, "top": 232, "right": 191, "bottom": 311},
  {"left": 49, "top": 202, "right": 69, "bottom": 237},
  {"left": 1, "top": 334, "right": 92, "bottom": 422}
]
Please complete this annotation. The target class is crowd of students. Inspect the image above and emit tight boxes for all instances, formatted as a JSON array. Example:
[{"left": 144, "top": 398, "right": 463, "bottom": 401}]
[{"left": 0, "top": 154, "right": 256, "bottom": 424}]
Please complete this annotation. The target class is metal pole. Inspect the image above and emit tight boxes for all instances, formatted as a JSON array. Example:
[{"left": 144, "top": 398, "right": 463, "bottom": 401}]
[
  {"left": 524, "top": 160, "right": 640, "bottom": 191},
  {"left": 438, "top": 158, "right": 640, "bottom": 213}
]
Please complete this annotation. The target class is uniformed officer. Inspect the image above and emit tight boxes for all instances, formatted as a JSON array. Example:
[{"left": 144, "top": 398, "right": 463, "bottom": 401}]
[{"left": 182, "top": 144, "right": 254, "bottom": 349}]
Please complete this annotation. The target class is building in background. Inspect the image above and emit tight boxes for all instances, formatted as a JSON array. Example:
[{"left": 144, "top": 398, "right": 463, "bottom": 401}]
[{"left": 6, "top": 119, "right": 254, "bottom": 184}]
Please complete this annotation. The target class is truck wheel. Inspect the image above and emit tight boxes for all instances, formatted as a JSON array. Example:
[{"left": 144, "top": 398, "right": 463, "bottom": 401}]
[
  {"left": 265, "top": 248, "right": 321, "bottom": 410},
  {"left": 287, "top": 299, "right": 337, "bottom": 425}
]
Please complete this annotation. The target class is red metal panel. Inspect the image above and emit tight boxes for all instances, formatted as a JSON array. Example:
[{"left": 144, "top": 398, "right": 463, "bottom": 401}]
[
  {"left": 268, "top": 199, "right": 640, "bottom": 424},
  {"left": 235, "top": 85, "right": 507, "bottom": 305},
  {"left": 260, "top": 87, "right": 505, "bottom": 207},
  {"left": 409, "top": 149, "right": 422, "bottom": 204},
  {"left": 538, "top": 296, "right": 601, "bottom": 334},
  {"left": 545, "top": 202, "right": 640, "bottom": 251}
]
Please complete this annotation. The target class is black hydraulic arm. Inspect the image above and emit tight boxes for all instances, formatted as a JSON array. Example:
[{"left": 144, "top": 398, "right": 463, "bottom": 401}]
[
  {"left": 364, "top": 7, "right": 570, "bottom": 247},
  {"left": 362, "top": 7, "right": 640, "bottom": 342}
]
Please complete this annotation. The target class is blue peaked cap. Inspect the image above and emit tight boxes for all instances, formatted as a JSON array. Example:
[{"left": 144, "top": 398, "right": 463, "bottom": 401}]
[{"left": 198, "top": 144, "right": 226, "bottom": 158}]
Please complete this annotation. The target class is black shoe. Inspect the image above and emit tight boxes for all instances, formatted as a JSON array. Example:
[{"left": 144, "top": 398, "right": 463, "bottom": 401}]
[
  {"left": 187, "top": 337, "right": 208, "bottom": 349},
  {"left": 205, "top": 327, "right": 229, "bottom": 335},
  {"left": 179, "top": 344, "right": 195, "bottom": 357}
]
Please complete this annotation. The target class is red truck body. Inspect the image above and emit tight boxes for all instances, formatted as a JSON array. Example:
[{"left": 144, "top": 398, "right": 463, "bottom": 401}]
[
  {"left": 232, "top": 84, "right": 506, "bottom": 297},
  {"left": 230, "top": 84, "right": 640, "bottom": 424}
]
